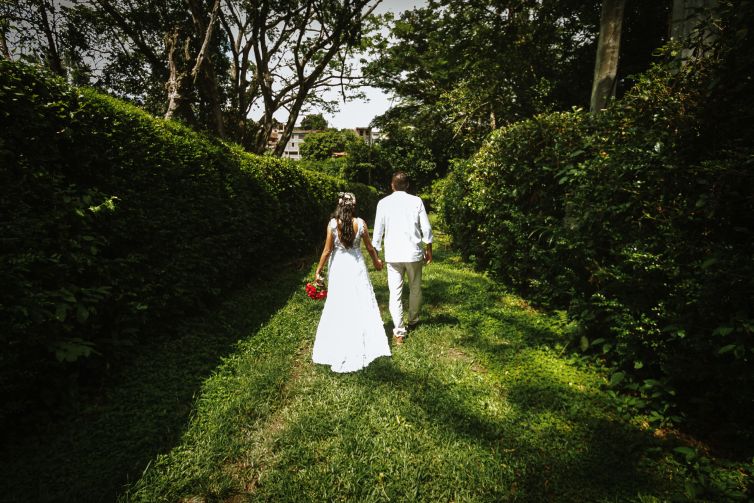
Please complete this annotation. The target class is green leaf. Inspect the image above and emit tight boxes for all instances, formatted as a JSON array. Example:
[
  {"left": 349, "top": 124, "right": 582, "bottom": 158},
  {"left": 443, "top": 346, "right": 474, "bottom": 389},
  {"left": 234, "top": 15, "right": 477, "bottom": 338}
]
[
  {"left": 674, "top": 446, "right": 697, "bottom": 460},
  {"left": 684, "top": 480, "right": 697, "bottom": 499},
  {"left": 718, "top": 344, "right": 736, "bottom": 355},
  {"left": 712, "top": 326, "right": 734, "bottom": 337},
  {"left": 701, "top": 257, "right": 718, "bottom": 269},
  {"left": 55, "top": 303, "right": 68, "bottom": 322},
  {"left": 50, "top": 338, "right": 98, "bottom": 363},
  {"left": 579, "top": 335, "right": 589, "bottom": 352},
  {"left": 609, "top": 371, "right": 625, "bottom": 387},
  {"left": 76, "top": 304, "right": 90, "bottom": 323}
]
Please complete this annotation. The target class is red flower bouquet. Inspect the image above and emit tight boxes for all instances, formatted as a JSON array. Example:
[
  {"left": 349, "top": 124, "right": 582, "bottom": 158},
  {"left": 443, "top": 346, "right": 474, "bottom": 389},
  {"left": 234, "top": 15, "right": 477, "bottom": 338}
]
[{"left": 305, "top": 281, "right": 327, "bottom": 300}]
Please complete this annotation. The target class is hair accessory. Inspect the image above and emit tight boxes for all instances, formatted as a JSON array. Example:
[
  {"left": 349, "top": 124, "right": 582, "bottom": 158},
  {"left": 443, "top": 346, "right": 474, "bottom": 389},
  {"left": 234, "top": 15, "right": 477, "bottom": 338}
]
[{"left": 337, "top": 192, "right": 356, "bottom": 207}]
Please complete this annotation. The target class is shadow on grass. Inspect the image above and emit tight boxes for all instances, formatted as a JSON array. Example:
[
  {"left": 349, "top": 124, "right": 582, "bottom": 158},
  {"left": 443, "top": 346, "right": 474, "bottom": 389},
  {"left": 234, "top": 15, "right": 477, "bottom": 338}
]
[
  {"left": 423, "top": 276, "right": 569, "bottom": 348},
  {"left": 0, "top": 265, "right": 310, "bottom": 503},
  {"left": 358, "top": 352, "right": 666, "bottom": 501},
  {"left": 351, "top": 252, "right": 669, "bottom": 500}
]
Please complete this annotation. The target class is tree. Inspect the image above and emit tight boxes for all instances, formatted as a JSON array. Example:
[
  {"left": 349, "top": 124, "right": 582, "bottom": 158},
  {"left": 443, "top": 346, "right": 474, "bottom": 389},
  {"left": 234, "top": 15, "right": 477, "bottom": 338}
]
[
  {"left": 342, "top": 136, "right": 391, "bottom": 188},
  {"left": 365, "top": 0, "right": 604, "bottom": 184},
  {"left": 301, "top": 129, "right": 359, "bottom": 161},
  {"left": 217, "top": 0, "right": 382, "bottom": 153},
  {"left": 300, "top": 113, "right": 328, "bottom": 130},
  {"left": 163, "top": 0, "right": 224, "bottom": 134},
  {"left": 671, "top": 0, "right": 719, "bottom": 61},
  {"left": 366, "top": 0, "right": 671, "bottom": 188},
  {"left": 1, "top": 0, "right": 381, "bottom": 151},
  {"left": 0, "top": 0, "right": 79, "bottom": 77},
  {"left": 590, "top": 0, "right": 626, "bottom": 112},
  {"left": 63, "top": 0, "right": 229, "bottom": 133},
  {"left": 370, "top": 117, "right": 438, "bottom": 191}
]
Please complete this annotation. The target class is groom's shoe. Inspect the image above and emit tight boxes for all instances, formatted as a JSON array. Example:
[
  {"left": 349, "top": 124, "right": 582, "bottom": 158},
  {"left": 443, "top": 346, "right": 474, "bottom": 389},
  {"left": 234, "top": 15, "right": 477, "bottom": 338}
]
[
  {"left": 392, "top": 328, "right": 406, "bottom": 345},
  {"left": 407, "top": 321, "right": 420, "bottom": 332}
]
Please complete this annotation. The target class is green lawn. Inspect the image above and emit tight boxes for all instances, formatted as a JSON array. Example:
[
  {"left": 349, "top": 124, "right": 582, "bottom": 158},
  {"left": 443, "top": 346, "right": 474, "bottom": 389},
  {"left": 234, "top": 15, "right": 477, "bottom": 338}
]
[{"left": 1, "top": 227, "right": 747, "bottom": 502}]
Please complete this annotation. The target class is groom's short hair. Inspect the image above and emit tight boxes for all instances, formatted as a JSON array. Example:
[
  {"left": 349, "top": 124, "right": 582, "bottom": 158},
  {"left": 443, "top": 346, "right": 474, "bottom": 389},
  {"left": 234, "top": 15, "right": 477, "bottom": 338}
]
[{"left": 392, "top": 171, "right": 409, "bottom": 191}]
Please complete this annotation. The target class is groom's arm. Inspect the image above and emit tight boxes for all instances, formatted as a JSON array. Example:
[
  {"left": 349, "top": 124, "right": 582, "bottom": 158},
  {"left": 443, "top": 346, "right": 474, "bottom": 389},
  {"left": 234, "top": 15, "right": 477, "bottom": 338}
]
[
  {"left": 372, "top": 202, "right": 385, "bottom": 253},
  {"left": 418, "top": 200, "right": 433, "bottom": 246}
]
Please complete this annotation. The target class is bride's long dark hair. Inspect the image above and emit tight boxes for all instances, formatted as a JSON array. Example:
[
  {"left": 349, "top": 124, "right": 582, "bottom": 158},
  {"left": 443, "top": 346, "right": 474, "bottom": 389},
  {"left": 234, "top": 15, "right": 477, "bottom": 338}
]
[{"left": 334, "top": 192, "right": 357, "bottom": 248}]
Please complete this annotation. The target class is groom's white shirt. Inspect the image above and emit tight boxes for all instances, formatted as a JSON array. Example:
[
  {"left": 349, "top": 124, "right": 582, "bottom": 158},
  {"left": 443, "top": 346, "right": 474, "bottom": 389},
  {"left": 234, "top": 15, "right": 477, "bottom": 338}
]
[{"left": 373, "top": 191, "right": 433, "bottom": 263}]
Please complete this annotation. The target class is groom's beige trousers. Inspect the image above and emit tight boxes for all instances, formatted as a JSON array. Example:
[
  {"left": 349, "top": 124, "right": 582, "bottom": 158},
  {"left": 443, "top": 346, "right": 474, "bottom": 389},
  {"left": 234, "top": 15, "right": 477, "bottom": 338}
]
[{"left": 387, "top": 261, "right": 423, "bottom": 336}]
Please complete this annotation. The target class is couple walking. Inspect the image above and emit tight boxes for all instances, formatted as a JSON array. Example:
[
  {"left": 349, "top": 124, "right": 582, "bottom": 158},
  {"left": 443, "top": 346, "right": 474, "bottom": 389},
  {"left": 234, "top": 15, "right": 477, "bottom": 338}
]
[{"left": 311, "top": 171, "right": 433, "bottom": 373}]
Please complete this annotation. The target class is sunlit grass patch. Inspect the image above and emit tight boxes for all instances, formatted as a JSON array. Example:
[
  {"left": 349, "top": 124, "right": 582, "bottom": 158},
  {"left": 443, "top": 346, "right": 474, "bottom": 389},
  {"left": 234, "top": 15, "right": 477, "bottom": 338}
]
[{"left": 114, "top": 228, "right": 719, "bottom": 501}]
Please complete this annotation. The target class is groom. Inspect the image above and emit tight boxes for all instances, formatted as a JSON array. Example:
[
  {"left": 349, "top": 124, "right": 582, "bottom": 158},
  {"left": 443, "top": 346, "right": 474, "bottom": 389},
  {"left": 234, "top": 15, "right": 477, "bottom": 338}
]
[{"left": 373, "top": 171, "right": 433, "bottom": 344}]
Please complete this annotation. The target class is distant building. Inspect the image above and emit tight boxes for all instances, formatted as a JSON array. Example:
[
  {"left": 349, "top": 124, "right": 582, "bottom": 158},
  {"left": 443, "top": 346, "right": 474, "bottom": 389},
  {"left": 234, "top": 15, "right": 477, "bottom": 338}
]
[
  {"left": 267, "top": 128, "right": 315, "bottom": 160},
  {"left": 266, "top": 126, "right": 384, "bottom": 160},
  {"left": 353, "top": 127, "right": 385, "bottom": 145}
]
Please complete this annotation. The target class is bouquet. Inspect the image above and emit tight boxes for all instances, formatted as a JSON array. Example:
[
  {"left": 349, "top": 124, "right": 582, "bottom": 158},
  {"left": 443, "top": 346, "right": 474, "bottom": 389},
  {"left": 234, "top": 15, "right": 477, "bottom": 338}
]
[{"left": 305, "top": 278, "right": 327, "bottom": 300}]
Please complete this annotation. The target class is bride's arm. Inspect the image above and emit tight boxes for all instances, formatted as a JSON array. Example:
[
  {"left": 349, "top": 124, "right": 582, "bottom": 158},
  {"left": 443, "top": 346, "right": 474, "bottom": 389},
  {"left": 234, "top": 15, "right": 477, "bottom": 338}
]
[
  {"left": 314, "top": 225, "right": 334, "bottom": 282},
  {"left": 360, "top": 220, "right": 383, "bottom": 271}
]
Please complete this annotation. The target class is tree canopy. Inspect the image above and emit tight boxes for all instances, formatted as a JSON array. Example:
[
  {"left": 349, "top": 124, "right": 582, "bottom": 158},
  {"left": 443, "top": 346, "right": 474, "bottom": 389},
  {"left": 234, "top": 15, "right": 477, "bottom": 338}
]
[
  {"left": 0, "top": 0, "right": 383, "bottom": 153},
  {"left": 300, "top": 113, "right": 328, "bottom": 130},
  {"left": 300, "top": 129, "right": 360, "bottom": 161},
  {"left": 365, "top": 0, "right": 671, "bottom": 188}
]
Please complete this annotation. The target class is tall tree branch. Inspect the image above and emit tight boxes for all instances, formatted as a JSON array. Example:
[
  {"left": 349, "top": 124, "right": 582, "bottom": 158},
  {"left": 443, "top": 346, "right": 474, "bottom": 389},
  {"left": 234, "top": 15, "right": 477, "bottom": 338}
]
[{"left": 95, "top": 0, "right": 165, "bottom": 77}]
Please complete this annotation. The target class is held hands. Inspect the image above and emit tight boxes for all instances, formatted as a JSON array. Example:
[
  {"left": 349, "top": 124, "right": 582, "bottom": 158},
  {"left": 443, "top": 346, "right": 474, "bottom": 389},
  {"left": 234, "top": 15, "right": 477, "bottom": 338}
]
[
  {"left": 373, "top": 258, "right": 384, "bottom": 271},
  {"left": 424, "top": 249, "right": 433, "bottom": 264}
]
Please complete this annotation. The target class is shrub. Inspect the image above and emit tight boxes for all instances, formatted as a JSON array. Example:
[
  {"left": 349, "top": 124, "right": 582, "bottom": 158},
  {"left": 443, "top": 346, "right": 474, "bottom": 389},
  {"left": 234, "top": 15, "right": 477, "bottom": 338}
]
[
  {"left": 0, "top": 61, "right": 378, "bottom": 427},
  {"left": 439, "top": 47, "right": 754, "bottom": 442},
  {"left": 439, "top": 110, "right": 593, "bottom": 306}
]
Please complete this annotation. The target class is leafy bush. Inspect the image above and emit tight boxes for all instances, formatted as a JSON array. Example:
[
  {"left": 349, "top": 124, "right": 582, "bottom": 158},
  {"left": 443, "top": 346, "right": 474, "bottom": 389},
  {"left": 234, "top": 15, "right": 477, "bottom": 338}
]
[
  {"left": 0, "top": 61, "right": 378, "bottom": 427},
  {"left": 300, "top": 129, "right": 359, "bottom": 160},
  {"left": 298, "top": 140, "right": 394, "bottom": 192},
  {"left": 439, "top": 25, "right": 754, "bottom": 445},
  {"left": 438, "top": 110, "right": 592, "bottom": 306}
]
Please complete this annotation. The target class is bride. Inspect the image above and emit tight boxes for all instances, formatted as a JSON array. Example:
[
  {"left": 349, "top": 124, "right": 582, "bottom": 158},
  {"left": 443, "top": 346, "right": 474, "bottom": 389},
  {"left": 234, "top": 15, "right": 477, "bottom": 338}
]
[{"left": 311, "top": 192, "right": 391, "bottom": 372}]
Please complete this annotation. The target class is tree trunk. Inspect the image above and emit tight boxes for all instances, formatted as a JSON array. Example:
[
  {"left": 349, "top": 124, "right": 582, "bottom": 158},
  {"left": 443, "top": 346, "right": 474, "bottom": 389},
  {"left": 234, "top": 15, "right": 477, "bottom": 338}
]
[
  {"left": 253, "top": 112, "right": 275, "bottom": 154},
  {"left": 189, "top": 0, "right": 224, "bottom": 137},
  {"left": 671, "top": 0, "right": 718, "bottom": 61},
  {"left": 0, "top": 27, "right": 11, "bottom": 59},
  {"left": 164, "top": 29, "right": 196, "bottom": 125},
  {"left": 196, "top": 66, "right": 225, "bottom": 137},
  {"left": 38, "top": 0, "right": 65, "bottom": 76},
  {"left": 273, "top": 93, "right": 309, "bottom": 157},
  {"left": 590, "top": 0, "right": 626, "bottom": 113}
]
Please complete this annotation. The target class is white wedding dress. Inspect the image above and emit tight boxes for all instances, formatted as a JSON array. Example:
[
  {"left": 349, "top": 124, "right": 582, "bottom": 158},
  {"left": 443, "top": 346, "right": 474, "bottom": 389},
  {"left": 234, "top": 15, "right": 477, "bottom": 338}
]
[{"left": 312, "top": 218, "right": 391, "bottom": 372}]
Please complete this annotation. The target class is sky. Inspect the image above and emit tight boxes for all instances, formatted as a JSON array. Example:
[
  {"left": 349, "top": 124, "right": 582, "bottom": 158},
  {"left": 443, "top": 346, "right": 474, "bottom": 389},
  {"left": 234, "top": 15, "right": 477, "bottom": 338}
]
[{"left": 312, "top": 0, "right": 426, "bottom": 130}]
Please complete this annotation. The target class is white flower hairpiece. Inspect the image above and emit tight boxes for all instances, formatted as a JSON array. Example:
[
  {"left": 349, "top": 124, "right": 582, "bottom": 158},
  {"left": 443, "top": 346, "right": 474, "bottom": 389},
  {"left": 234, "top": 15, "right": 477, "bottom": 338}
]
[{"left": 338, "top": 192, "right": 356, "bottom": 207}]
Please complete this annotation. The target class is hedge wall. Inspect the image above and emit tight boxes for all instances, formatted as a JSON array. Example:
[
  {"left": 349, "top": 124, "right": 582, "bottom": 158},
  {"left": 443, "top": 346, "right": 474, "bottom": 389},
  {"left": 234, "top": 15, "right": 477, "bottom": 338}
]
[
  {"left": 0, "top": 61, "right": 378, "bottom": 427},
  {"left": 438, "top": 44, "right": 754, "bottom": 442}
]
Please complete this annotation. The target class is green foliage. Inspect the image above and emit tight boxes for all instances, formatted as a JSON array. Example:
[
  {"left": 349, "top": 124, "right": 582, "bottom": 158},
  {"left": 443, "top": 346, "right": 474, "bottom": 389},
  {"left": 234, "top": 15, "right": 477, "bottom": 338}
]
[
  {"left": 300, "top": 128, "right": 360, "bottom": 161},
  {"left": 299, "top": 113, "right": 328, "bottom": 130},
  {"left": 438, "top": 7, "right": 754, "bottom": 447},
  {"left": 0, "top": 60, "right": 378, "bottom": 428},
  {"left": 366, "top": 0, "right": 670, "bottom": 187},
  {"left": 299, "top": 137, "right": 393, "bottom": 191},
  {"left": 0, "top": 265, "right": 311, "bottom": 503},
  {"left": 298, "top": 156, "right": 349, "bottom": 179},
  {"left": 438, "top": 109, "right": 591, "bottom": 306},
  {"left": 371, "top": 118, "right": 440, "bottom": 191}
]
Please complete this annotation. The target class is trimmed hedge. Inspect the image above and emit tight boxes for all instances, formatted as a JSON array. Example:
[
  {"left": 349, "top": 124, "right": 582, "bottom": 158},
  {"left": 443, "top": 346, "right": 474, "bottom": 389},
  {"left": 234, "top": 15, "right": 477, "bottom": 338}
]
[
  {"left": 439, "top": 53, "right": 754, "bottom": 441},
  {"left": 0, "top": 61, "right": 378, "bottom": 426}
]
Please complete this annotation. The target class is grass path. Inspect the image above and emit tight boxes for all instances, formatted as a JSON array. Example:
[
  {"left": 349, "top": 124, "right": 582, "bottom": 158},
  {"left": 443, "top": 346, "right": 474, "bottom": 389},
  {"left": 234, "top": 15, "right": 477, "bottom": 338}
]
[
  {"left": 1, "top": 227, "right": 712, "bottom": 502},
  {"left": 120, "top": 229, "right": 695, "bottom": 502}
]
